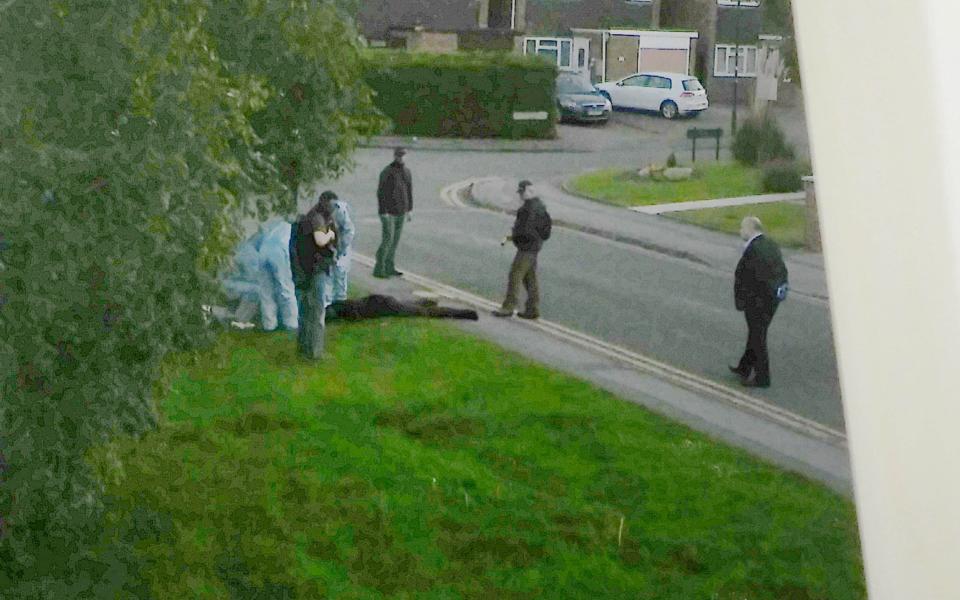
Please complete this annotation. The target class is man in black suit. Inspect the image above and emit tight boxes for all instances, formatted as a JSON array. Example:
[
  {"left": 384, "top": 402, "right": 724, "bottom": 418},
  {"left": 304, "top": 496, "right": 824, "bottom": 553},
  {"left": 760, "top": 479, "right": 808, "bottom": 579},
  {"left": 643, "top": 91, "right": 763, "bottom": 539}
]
[{"left": 729, "top": 216, "right": 788, "bottom": 388}]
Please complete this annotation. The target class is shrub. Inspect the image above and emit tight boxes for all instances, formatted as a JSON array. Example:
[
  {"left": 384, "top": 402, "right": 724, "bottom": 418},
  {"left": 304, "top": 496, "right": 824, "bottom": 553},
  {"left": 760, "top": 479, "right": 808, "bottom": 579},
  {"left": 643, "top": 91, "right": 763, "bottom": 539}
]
[
  {"left": 666, "top": 152, "right": 678, "bottom": 168},
  {"left": 0, "top": 1, "right": 380, "bottom": 595},
  {"left": 733, "top": 117, "right": 795, "bottom": 166},
  {"left": 362, "top": 51, "right": 557, "bottom": 139},
  {"left": 761, "top": 160, "right": 804, "bottom": 193}
]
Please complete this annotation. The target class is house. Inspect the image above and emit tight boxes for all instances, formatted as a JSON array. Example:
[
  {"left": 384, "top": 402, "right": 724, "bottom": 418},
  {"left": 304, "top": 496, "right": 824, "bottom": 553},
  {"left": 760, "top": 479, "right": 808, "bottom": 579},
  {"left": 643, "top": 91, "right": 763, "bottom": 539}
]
[
  {"left": 355, "top": 1, "right": 699, "bottom": 83},
  {"left": 660, "top": 0, "right": 786, "bottom": 103}
]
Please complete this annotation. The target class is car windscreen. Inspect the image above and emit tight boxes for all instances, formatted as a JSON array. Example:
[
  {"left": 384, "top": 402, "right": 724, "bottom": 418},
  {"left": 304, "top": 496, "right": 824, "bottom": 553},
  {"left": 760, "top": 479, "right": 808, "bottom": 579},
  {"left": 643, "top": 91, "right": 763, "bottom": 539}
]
[
  {"left": 682, "top": 79, "right": 704, "bottom": 92},
  {"left": 557, "top": 76, "right": 596, "bottom": 95}
]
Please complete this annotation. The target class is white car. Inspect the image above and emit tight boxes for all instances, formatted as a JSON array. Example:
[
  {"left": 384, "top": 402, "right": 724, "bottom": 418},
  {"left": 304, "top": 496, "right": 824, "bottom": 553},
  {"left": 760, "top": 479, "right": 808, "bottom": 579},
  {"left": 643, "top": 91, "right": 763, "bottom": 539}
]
[{"left": 595, "top": 72, "right": 709, "bottom": 119}]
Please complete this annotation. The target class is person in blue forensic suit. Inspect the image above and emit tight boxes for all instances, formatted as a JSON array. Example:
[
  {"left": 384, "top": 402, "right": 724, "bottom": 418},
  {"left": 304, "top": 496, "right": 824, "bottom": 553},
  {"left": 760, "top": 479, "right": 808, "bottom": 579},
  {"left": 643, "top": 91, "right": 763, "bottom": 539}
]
[
  {"left": 330, "top": 196, "right": 355, "bottom": 303},
  {"left": 220, "top": 229, "right": 264, "bottom": 324},
  {"left": 256, "top": 218, "right": 298, "bottom": 331}
]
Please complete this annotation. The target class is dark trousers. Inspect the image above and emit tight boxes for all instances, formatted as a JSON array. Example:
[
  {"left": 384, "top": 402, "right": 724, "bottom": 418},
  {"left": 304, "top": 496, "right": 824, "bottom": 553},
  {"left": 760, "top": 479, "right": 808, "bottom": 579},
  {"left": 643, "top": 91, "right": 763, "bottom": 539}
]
[
  {"left": 736, "top": 302, "right": 778, "bottom": 385},
  {"left": 373, "top": 214, "right": 405, "bottom": 277},
  {"left": 500, "top": 250, "right": 539, "bottom": 315},
  {"left": 295, "top": 277, "right": 327, "bottom": 360}
]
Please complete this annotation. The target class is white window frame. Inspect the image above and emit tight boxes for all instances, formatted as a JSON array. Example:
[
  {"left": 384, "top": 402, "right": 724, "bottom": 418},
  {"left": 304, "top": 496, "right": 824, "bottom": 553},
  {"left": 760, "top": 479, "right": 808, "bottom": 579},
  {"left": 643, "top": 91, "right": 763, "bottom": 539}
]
[
  {"left": 714, "top": 44, "right": 759, "bottom": 77},
  {"left": 524, "top": 37, "right": 575, "bottom": 69},
  {"left": 717, "top": 0, "right": 761, "bottom": 6}
]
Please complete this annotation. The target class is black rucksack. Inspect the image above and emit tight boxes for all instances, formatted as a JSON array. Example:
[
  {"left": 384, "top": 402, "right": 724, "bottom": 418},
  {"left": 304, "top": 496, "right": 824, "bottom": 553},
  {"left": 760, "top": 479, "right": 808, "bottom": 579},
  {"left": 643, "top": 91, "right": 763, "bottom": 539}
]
[{"left": 536, "top": 209, "right": 552, "bottom": 242}]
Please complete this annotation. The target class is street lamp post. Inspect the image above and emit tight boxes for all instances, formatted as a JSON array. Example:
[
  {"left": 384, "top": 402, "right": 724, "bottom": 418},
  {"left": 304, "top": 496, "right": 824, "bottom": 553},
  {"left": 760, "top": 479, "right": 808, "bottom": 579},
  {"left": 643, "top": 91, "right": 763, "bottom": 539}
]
[
  {"left": 730, "top": 0, "right": 760, "bottom": 136},
  {"left": 731, "top": 0, "right": 741, "bottom": 135}
]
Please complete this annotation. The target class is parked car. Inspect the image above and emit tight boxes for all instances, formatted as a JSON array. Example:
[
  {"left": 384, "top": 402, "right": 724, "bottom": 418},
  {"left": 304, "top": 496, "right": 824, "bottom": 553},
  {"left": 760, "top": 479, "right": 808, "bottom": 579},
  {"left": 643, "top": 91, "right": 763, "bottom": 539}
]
[
  {"left": 555, "top": 72, "right": 611, "bottom": 124},
  {"left": 595, "top": 72, "right": 708, "bottom": 119}
]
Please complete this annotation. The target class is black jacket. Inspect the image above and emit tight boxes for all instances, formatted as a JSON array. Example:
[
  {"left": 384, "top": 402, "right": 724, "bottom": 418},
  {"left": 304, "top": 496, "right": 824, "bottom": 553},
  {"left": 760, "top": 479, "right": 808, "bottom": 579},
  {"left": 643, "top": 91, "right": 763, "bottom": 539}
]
[
  {"left": 289, "top": 212, "right": 336, "bottom": 287},
  {"left": 734, "top": 235, "right": 788, "bottom": 312},
  {"left": 377, "top": 161, "right": 412, "bottom": 215},
  {"left": 512, "top": 197, "right": 552, "bottom": 252}
]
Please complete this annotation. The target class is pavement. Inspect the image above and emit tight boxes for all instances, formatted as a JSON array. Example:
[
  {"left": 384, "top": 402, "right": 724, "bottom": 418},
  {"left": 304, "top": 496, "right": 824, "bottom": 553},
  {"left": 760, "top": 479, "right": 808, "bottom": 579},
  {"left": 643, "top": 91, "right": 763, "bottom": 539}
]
[
  {"left": 628, "top": 191, "right": 806, "bottom": 215},
  {"left": 343, "top": 255, "right": 852, "bottom": 496}
]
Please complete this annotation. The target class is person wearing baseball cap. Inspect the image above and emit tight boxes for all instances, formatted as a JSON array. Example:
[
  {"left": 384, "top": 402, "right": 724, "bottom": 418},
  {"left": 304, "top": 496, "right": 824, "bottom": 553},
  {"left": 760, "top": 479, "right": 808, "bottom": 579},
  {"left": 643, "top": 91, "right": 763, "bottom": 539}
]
[
  {"left": 493, "top": 180, "right": 552, "bottom": 319},
  {"left": 374, "top": 147, "right": 413, "bottom": 278}
]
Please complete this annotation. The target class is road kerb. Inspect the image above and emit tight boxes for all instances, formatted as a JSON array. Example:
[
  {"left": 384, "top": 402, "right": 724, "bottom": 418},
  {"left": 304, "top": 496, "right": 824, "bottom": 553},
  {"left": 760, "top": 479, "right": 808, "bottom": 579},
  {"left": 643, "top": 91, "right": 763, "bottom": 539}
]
[{"left": 352, "top": 252, "right": 847, "bottom": 447}]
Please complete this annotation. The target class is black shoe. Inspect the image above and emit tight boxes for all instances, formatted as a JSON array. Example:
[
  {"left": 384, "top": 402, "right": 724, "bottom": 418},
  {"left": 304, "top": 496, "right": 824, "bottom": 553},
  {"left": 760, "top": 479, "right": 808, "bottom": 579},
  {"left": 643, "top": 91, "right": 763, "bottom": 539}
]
[
  {"left": 728, "top": 365, "right": 749, "bottom": 378},
  {"left": 740, "top": 379, "right": 770, "bottom": 389},
  {"left": 492, "top": 309, "right": 515, "bottom": 318},
  {"left": 517, "top": 312, "right": 540, "bottom": 320},
  {"left": 372, "top": 273, "right": 390, "bottom": 279},
  {"left": 390, "top": 270, "right": 404, "bottom": 278}
]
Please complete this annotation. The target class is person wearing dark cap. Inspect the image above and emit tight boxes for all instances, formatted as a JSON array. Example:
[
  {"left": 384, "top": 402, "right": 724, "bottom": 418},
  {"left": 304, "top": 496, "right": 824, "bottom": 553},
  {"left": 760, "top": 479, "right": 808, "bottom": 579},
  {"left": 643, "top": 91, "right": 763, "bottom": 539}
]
[
  {"left": 374, "top": 147, "right": 413, "bottom": 278},
  {"left": 289, "top": 191, "right": 339, "bottom": 360},
  {"left": 493, "top": 180, "right": 552, "bottom": 319}
]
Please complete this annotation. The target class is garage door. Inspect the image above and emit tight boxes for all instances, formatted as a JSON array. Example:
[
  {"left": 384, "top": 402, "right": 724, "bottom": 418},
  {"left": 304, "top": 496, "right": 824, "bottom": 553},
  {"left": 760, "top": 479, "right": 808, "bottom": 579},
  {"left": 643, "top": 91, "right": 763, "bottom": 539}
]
[
  {"left": 605, "top": 36, "right": 640, "bottom": 82},
  {"left": 639, "top": 48, "right": 689, "bottom": 74}
]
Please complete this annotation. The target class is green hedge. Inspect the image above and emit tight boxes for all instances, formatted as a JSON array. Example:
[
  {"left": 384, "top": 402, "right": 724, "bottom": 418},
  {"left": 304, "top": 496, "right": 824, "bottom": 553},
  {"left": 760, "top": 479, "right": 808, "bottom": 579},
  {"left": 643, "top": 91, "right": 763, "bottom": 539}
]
[{"left": 362, "top": 51, "right": 557, "bottom": 139}]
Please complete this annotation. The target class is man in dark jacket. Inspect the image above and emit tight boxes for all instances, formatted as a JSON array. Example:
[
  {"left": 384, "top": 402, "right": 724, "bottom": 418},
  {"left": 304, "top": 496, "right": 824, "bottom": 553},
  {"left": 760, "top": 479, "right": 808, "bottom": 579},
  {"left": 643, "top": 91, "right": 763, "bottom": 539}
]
[
  {"left": 373, "top": 147, "right": 413, "bottom": 278},
  {"left": 730, "top": 216, "right": 788, "bottom": 388},
  {"left": 493, "top": 180, "right": 552, "bottom": 320}
]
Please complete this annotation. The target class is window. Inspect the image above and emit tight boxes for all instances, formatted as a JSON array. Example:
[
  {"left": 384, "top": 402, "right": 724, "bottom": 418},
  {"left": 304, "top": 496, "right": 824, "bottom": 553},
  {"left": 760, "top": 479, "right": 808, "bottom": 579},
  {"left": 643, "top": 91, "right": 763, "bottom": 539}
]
[
  {"left": 717, "top": 0, "right": 760, "bottom": 6},
  {"left": 578, "top": 48, "right": 586, "bottom": 69},
  {"left": 557, "top": 74, "right": 595, "bottom": 95},
  {"left": 682, "top": 78, "right": 704, "bottom": 91},
  {"left": 622, "top": 75, "right": 648, "bottom": 87},
  {"left": 560, "top": 41, "right": 572, "bottom": 68},
  {"left": 524, "top": 37, "right": 576, "bottom": 69},
  {"left": 714, "top": 45, "right": 758, "bottom": 77},
  {"left": 650, "top": 76, "right": 672, "bottom": 89}
]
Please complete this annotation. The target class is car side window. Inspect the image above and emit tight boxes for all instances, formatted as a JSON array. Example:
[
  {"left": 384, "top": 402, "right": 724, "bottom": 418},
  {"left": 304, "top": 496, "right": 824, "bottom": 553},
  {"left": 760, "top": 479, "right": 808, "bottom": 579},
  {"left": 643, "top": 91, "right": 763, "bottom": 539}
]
[
  {"left": 622, "top": 75, "right": 642, "bottom": 87},
  {"left": 654, "top": 76, "right": 672, "bottom": 89}
]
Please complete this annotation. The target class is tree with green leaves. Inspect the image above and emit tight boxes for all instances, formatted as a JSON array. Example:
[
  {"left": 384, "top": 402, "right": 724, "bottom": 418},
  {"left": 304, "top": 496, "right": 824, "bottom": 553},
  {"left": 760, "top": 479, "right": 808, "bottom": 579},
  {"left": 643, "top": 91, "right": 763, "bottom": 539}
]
[{"left": 0, "top": 1, "right": 383, "bottom": 595}]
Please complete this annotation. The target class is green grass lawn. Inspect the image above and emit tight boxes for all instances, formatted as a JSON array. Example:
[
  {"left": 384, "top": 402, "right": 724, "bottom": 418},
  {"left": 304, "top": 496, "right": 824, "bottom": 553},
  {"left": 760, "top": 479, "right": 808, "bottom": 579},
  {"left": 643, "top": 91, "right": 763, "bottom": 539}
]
[
  {"left": 665, "top": 202, "right": 808, "bottom": 249},
  {"left": 568, "top": 163, "right": 764, "bottom": 207},
  {"left": 92, "top": 320, "right": 864, "bottom": 599}
]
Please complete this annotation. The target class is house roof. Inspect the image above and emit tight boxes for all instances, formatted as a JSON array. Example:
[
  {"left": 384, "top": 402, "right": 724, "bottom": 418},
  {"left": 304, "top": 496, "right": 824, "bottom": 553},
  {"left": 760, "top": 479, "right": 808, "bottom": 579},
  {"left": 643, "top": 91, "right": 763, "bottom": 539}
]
[
  {"left": 526, "top": 0, "right": 654, "bottom": 33},
  {"left": 356, "top": 0, "right": 483, "bottom": 41}
]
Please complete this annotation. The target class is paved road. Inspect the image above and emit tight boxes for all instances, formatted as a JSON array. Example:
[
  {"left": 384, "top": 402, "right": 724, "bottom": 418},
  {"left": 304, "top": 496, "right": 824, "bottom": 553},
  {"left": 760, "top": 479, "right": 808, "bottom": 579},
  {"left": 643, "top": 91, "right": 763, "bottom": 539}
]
[{"left": 310, "top": 108, "right": 843, "bottom": 431}]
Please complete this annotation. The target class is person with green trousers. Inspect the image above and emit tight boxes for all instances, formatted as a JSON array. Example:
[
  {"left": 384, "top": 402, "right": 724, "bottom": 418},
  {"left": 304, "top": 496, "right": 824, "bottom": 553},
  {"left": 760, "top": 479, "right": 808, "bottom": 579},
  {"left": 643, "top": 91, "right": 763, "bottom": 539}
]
[
  {"left": 289, "top": 192, "right": 339, "bottom": 360},
  {"left": 373, "top": 147, "right": 412, "bottom": 278}
]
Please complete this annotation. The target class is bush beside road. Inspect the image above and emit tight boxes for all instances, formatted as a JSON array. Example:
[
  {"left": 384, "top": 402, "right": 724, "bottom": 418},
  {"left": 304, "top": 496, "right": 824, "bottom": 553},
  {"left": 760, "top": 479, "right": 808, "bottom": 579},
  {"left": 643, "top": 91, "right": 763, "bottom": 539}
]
[{"left": 92, "top": 322, "right": 864, "bottom": 598}]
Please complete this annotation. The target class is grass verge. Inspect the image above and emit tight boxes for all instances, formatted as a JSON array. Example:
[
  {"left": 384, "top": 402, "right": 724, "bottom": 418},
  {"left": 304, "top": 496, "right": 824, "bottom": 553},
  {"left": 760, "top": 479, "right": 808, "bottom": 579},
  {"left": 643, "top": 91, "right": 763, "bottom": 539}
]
[
  {"left": 92, "top": 319, "right": 863, "bottom": 599},
  {"left": 567, "top": 163, "right": 764, "bottom": 207},
  {"left": 665, "top": 202, "right": 807, "bottom": 249}
]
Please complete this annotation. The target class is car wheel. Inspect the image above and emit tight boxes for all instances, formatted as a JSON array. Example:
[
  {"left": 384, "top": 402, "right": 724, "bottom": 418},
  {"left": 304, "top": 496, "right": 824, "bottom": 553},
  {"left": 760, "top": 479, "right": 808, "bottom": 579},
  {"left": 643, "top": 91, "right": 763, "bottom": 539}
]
[{"left": 660, "top": 101, "right": 679, "bottom": 120}]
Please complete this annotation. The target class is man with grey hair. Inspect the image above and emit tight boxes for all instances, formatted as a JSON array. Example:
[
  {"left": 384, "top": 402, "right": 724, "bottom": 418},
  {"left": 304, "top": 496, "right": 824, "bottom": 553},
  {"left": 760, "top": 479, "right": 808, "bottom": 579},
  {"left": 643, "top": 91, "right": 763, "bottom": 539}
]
[{"left": 730, "top": 216, "right": 788, "bottom": 388}]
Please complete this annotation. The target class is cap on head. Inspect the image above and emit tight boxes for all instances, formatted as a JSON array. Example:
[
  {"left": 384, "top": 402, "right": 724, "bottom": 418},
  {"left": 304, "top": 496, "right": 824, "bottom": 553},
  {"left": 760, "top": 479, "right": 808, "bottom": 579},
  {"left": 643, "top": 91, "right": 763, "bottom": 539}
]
[
  {"left": 517, "top": 179, "right": 533, "bottom": 194},
  {"left": 394, "top": 147, "right": 406, "bottom": 158},
  {"left": 319, "top": 190, "right": 338, "bottom": 202}
]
